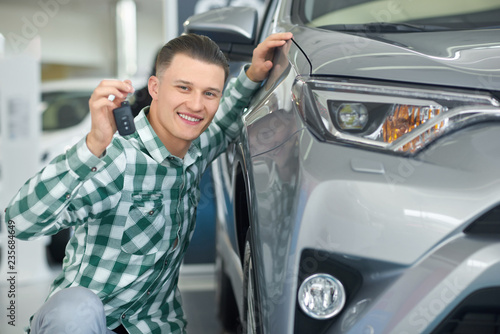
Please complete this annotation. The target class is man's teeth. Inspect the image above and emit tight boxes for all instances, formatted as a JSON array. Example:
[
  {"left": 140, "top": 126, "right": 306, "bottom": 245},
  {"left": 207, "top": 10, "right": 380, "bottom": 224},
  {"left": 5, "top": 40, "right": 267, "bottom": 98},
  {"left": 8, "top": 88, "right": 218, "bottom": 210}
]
[{"left": 179, "top": 113, "right": 201, "bottom": 122}]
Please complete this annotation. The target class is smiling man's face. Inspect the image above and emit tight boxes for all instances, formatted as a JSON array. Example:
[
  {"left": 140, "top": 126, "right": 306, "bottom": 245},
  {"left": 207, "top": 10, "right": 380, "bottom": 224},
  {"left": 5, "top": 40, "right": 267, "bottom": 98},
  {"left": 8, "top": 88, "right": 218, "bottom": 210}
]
[{"left": 147, "top": 53, "right": 226, "bottom": 157}]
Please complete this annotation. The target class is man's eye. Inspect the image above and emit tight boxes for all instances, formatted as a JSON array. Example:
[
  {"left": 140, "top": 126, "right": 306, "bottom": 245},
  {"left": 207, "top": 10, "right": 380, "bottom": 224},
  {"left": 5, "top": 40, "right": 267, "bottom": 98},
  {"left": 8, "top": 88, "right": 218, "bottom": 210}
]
[
  {"left": 205, "top": 91, "right": 217, "bottom": 97},
  {"left": 178, "top": 86, "right": 189, "bottom": 91}
]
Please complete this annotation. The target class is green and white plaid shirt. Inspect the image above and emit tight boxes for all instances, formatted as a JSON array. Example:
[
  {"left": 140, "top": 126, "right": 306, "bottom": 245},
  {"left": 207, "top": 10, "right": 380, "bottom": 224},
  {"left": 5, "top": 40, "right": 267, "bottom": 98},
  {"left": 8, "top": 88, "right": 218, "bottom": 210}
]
[{"left": 5, "top": 68, "right": 260, "bottom": 334}]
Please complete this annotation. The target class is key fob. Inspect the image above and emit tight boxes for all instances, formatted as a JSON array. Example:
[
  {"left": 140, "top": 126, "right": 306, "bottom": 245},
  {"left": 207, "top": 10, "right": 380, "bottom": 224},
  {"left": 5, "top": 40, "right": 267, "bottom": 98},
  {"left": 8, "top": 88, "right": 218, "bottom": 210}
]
[{"left": 113, "top": 101, "right": 136, "bottom": 136}]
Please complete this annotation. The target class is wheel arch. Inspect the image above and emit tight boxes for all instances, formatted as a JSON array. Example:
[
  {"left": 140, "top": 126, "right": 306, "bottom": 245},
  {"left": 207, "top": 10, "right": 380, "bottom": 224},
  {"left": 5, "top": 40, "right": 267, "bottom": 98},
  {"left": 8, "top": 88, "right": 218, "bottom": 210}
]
[{"left": 233, "top": 143, "right": 254, "bottom": 265}]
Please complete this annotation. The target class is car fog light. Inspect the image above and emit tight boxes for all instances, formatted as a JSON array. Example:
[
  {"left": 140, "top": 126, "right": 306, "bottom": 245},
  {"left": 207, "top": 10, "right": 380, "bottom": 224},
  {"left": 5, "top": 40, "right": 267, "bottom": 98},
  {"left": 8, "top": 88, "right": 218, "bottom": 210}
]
[{"left": 298, "top": 273, "right": 346, "bottom": 319}]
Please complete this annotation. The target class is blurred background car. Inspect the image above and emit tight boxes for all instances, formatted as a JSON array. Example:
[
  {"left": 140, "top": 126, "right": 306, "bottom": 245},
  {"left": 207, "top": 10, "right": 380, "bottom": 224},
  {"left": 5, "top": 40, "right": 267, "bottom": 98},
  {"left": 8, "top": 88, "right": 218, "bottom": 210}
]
[
  {"left": 185, "top": 0, "right": 500, "bottom": 333},
  {"left": 39, "top": 79, "right": 96, "bottom": 167}
]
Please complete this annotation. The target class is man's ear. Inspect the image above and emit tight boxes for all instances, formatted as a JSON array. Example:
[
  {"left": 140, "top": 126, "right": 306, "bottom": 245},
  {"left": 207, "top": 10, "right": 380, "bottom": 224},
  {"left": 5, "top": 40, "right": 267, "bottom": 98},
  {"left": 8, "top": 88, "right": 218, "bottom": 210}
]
[{"left": 148, "top": 76, "right": 159, "bottom": 101}]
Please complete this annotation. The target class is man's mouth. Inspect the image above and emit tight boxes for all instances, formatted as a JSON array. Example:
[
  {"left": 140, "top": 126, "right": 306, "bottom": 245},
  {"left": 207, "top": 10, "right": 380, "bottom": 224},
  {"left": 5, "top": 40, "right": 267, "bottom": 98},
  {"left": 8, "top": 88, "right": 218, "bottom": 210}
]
[{"left": 178, "top": 113, "right": 202, "bottom": 123}]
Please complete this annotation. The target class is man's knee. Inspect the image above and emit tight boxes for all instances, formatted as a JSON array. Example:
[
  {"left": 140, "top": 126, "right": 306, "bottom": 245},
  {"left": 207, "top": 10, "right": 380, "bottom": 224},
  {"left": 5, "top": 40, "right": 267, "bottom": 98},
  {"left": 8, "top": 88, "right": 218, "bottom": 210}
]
[
  {"left": 46, "top": 287, "right": 104, "bottom": 317},
  {"left": 31, "top": 287, "right": 107, "bottom": 334}
]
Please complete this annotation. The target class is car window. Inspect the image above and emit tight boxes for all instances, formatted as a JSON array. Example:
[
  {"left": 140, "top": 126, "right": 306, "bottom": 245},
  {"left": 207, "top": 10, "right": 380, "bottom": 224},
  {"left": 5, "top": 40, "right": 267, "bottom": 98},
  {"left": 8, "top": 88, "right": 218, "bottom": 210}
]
[
  {"left": 295, "top": 0, "right": 500, "bottom": 30},
  {"left": 41, "top": 91, "right": 91, "bottom": 131}
]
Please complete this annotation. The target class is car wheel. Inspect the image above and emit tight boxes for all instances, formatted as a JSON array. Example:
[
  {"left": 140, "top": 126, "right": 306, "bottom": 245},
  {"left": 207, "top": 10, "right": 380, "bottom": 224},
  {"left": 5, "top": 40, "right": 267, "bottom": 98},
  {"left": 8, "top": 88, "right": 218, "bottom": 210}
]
[
  {"left": 215, "top": 253, "right": 239, "bottom": 331},
  {"left": 243, "top": 231, "right": 262, "bottom": 334}
]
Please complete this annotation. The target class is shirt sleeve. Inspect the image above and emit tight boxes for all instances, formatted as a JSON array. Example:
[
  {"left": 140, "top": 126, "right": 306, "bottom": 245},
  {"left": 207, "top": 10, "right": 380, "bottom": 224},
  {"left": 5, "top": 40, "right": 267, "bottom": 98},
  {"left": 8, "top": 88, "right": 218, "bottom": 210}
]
[
  {"left": 200, "top": 65, "right": 262, "bottom": 164},
  {"left": 4, "top": 136, "right": 123, "bottom": 240}
]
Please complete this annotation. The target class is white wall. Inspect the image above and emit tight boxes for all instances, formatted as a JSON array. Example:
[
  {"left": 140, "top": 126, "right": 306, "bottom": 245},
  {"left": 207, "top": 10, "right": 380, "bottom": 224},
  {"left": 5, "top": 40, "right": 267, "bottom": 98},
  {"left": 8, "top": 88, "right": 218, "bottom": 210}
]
[{"left": 0, "top": 0, "right": 164, "bottom": 80}]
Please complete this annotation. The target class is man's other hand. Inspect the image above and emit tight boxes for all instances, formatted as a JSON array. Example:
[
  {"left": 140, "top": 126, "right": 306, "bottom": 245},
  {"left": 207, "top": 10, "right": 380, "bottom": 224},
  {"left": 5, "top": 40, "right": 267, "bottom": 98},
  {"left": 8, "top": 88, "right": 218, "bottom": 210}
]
[{"left": 245, "top": 32, "right": 293, "bottom": 83}]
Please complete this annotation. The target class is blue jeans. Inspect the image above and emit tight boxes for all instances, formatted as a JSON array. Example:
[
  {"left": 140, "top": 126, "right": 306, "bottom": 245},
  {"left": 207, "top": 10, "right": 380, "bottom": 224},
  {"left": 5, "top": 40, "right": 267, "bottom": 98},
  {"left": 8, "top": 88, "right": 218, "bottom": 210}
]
[{"left": 30, "top": 287, "right": 117, "bottom": 334}]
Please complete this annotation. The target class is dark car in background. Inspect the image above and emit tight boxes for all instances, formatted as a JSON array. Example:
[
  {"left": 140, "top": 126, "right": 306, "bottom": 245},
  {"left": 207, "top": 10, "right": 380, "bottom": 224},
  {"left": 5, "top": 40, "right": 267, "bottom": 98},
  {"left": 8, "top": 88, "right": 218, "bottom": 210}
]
[{"left": 185, "top": 0, "right": 500, "bottom": 333}]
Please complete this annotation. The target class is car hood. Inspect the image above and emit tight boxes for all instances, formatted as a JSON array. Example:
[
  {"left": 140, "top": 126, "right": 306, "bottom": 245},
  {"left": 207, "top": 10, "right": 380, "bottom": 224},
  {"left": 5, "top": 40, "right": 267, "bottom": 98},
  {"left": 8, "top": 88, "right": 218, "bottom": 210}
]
[{"left": 292, "top": 28, "right": 500, "bottom": 91}]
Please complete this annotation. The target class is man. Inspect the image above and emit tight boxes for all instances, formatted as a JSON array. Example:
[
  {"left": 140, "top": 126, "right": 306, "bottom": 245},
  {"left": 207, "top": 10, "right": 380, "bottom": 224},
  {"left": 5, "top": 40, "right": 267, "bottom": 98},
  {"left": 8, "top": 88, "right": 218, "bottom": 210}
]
[{"left": 5, "top": 32, "right": 293, "bottom": 334}]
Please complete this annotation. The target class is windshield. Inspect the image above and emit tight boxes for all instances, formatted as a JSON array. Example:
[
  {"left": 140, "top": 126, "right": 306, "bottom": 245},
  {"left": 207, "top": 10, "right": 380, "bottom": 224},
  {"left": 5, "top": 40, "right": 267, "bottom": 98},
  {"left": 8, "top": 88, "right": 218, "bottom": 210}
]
[
  {"left": 42, "top": 91, "right": 91, "bottom": 131},
  {"left": 296, "top": 0, "right": 500, "bottom": 31}
]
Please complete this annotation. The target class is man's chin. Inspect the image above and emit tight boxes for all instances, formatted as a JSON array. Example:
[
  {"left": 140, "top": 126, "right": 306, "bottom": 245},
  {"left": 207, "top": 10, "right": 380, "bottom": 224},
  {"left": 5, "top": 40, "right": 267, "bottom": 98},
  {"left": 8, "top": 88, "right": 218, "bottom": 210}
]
[
  {"left": 175, "top": 121, "right": 210, "bottom": 141},
  {"left": 178, "top": 130, "right": 205, "bottom": 142}
]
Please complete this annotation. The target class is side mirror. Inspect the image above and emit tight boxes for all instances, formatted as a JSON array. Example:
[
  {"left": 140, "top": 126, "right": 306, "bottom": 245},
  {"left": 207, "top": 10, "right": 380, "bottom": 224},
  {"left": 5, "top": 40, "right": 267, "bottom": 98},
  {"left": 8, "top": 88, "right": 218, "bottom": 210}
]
[{"left": 183, "top": 6, "right": 258, "bottom": 59}]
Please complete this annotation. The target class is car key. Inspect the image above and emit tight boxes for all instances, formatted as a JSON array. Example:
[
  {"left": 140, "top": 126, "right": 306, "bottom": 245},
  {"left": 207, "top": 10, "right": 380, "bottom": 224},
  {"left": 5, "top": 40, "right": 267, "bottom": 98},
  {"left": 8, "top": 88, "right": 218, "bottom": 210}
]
[{"left": 109, "top": 95, "right": 136, "bottom": 136}]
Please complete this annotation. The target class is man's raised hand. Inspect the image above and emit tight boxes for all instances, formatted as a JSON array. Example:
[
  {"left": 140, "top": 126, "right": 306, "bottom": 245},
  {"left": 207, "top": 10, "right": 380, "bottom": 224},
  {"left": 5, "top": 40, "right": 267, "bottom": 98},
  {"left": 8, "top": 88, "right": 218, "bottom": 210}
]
[
  {"left": 245, "top": 32, "right": 293, "bottom": 83},
  {"left": 86, "top": 79, "right": 135, "bottom": 157}
]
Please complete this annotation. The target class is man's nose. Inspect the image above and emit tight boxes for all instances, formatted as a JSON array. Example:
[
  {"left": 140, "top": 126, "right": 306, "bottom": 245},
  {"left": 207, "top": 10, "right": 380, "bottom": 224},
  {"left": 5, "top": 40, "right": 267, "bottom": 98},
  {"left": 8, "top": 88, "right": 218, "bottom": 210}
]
[{"left": 186, "top": 93, "right": 204, "bottom": 111}]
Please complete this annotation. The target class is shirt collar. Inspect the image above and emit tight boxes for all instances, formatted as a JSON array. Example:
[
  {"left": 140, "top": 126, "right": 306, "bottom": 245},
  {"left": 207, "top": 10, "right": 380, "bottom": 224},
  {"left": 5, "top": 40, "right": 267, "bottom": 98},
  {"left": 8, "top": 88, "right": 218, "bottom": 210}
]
[{"left": 135, "top": 107, "right": 202, "bottom": 166}]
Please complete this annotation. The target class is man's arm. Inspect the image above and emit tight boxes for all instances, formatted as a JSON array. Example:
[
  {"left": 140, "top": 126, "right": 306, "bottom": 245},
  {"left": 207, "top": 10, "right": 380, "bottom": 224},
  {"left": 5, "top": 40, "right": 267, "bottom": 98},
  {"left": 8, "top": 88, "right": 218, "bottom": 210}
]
[
  {"left": 4, "top": 137, "right": 124, "bottom": 240},
  {"left": 5, "top": 72, "right": 136, "bottom": 239},
  {"left": 201, "top": 32, "right": 293, "bottom": 162}
]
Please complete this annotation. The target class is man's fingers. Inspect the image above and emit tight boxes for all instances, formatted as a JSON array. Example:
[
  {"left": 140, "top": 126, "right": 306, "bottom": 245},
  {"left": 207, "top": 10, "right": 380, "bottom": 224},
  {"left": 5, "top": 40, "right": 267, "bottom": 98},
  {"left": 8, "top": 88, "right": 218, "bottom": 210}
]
[
  {"left": 263, "top": 32, "right": 293, "bottom": 47},
  {"left": 90, "top": 80, "right": 135, "bottom": 108},
  {"left": 254, "top": 33, "right": 293, "bottom": 60},
  {"left": 246, "top": 32, "right": 293, "bottom": 82},
  {"left": 94, "top": 80, "right": 135, "bottom": 99},
  {"left": 265, "top": 32, "right": 293, "bottom": 42},
  {"left": 90, "top": 98, "right": 118, "bottom": 111},
  {"left": 99, "top": 79, "right": 134, "bottom": 92}
]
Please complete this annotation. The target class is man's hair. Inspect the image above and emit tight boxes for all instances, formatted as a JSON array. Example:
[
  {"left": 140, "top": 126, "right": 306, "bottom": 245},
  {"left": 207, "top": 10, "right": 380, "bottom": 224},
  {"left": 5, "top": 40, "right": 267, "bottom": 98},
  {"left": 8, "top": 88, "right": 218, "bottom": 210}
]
[{"left": 155, "top": 33, "right": 229, "bottom": 82}]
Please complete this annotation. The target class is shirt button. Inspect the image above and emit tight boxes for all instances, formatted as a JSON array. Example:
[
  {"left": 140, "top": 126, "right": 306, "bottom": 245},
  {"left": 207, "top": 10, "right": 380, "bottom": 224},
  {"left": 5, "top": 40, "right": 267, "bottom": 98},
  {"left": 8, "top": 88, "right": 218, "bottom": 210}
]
[
  {"left": 148, "top": 210, "right": 155, "bottom": 215},
  {"left": 147, "top": 290, "right": 151, "bottom": 295},
  {"left": 91, "top": 167, "right": 97, "bottom": 172},
  {"left": 122, "top": 314, "right": 126, "bottom": 319},
  {"left": 65, "top": 194, "right": 71, "bottom": 200}
]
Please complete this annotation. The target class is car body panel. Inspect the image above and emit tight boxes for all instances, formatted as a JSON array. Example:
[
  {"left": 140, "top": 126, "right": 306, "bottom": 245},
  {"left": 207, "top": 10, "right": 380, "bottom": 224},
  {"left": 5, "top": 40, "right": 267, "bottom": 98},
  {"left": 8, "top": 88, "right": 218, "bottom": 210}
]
[{"left": 289, "top": 27, "right": 500, "bottom": 91}]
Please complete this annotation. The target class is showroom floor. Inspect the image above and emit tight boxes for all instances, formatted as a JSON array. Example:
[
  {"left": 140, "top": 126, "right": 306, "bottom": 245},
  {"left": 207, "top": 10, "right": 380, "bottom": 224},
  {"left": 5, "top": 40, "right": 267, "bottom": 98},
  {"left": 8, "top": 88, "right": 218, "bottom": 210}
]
[{"left": 0, "top": 264, "right": 228, "bottom": 334}]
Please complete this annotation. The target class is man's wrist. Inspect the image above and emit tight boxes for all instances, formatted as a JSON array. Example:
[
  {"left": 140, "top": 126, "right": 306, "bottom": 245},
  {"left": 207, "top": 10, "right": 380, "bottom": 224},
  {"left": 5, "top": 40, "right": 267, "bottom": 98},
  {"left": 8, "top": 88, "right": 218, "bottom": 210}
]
[
  {"left": 86, "top": 133, "right": 107, "bottom": 158},
  {"left": 245, "top": 65, "right": 262, "bottom": 83},
  {"left": 67, "top": 136, "right": 106, "bottom": 180}
]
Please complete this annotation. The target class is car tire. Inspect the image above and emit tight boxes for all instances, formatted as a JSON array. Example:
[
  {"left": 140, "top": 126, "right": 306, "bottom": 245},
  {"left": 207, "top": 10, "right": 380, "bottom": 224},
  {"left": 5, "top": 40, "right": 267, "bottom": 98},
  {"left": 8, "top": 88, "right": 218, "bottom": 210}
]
[
  {"left": 215, "top": 254, "right": 239, "bottom": 331},
  {"left": 243, "top": 231, "right": 262, "bottom": 334}
]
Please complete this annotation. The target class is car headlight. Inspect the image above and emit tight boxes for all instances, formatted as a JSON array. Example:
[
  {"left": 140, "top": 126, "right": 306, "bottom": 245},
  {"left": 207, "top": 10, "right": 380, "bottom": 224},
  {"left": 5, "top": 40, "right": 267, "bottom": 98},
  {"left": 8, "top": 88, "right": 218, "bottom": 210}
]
[
  {"left": 292, "top": 77, "right": 500, "bottom": 154},
  {"left": 298, "top": 273, "right": 346, "bottom": 319}
]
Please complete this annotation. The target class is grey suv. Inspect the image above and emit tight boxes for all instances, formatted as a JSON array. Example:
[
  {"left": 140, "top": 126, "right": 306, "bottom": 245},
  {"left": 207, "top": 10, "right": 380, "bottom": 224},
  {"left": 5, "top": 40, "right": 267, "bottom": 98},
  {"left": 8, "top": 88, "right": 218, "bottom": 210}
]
[{"left": 185, "top": 1, "right": 500, "bottom": 333}]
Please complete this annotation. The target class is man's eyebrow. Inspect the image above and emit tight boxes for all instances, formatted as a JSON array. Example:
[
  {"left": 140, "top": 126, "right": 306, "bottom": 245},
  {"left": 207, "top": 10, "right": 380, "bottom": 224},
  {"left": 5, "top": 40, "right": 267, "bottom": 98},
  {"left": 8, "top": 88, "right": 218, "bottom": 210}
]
[{"left": 174, "top": 79, "right": 222, "bottom": 94}]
